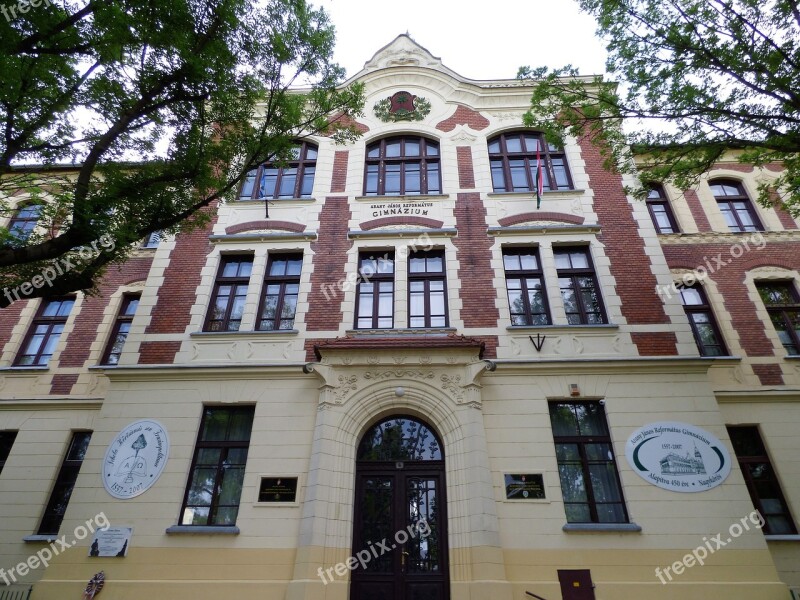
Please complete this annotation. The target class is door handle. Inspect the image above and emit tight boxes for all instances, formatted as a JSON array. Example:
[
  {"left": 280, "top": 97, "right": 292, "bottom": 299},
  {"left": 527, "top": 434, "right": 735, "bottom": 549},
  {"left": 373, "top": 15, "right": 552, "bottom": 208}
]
[{"left": 401, "top": 549, "right": 409, "bottom": 568}]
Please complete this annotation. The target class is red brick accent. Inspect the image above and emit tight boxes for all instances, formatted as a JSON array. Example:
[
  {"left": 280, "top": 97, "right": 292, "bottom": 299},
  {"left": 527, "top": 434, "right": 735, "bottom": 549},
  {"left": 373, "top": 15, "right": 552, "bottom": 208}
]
[
  {"left": 330, "top": 150, "right": 349, "bottom": 193},
  {"left": 683, "top": 189, "right": 712, "bottom": 232},
  {"left": 436, "top": 105, "right": 489, "bottom": 132},
  {"left": 456, "top": 147, "right": 475, "bottom": 189},
  {"left": 630, "top": 332, "right": 679, "bottom": 356},
  {"left": 752, "top": 364, "right": 784, "bottom": 386},
  {"left": 57, "top": 257, "right": 153, "bottom": 369},
  {"left": 767, "top": 189, "right": 798, "bottom": 230},
  {"left": 225, "top": 220, "right": 306, "bottom": 234},
  {"left": 306, "top": 197, "right": 353, "bottom": 331},
  {"left": 0, "top": 300, "right": 27, "bottom": 356},
  {"left": 453, "top": 192, "right": 500, "bottom": 328},
  {"left": 145, "top": 206, "right": 217, "bottom": 345},
  {"left": 711, "top": 164, "right": 755, "bottom": 173},
  {"left": 50, "top": 374, "right": 79, "bottom": 395},
  {"left": 498, "top": 212, "right": 585, "bottom": 227},
  {"left": 138, "top": 341, "right": 182, "bottom": 364},
  {"left": 360, "top": 216, "right": 444, "bottom": 231},
  {"left": 577, "top": 133, "right": 674, "bottom": 353},
  {"left": 324, "top": 112, "right": 370, "bottom": 136}
]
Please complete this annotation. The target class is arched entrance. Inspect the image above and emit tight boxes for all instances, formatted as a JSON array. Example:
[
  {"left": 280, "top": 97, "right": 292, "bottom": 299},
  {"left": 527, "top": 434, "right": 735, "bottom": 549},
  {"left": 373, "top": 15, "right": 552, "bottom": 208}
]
[{"left": 350, "top": 415, "right": 449, "bottom": 600}]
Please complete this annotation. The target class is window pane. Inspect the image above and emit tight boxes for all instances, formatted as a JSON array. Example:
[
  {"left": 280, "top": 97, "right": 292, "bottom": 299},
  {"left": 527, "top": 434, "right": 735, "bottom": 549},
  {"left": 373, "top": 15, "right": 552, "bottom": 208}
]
[
  {"left": 300, "top": 166, "right": 315, "bottom": 197},
  {"left": 509, "top": 160, "right": 529, "bottom": 191},
  {"left": 278, "top": 168, "right": 298, "bottom": 198},
  {"left": 550, "top": 404, "right": 578, "bottom": 436},
  {"left": 365, "top": 164, "right": 379, "bottom": 195},
  {"left": 405, "top": 162, "right": 421, "bottom": 194},
  {"left": 505, "top": 136, "right": 523, "bottom": 153},
  {"left": 558, "top": 464, "right": 587, "bottom": 502},
  {"left": 491, "top": 160, "right": 506, "bottom": 191},
  {"left": 405, "top": 140, "right": 420, "bottom": 156},
  {"left": 385, "top": 140, "right": 401, "bottom": 157},
  {"left": 427, "top": 162, "right": 441, "bottom": 194},
  {"left": 385, "top": 163, "right": 401, "bottom": 195}
]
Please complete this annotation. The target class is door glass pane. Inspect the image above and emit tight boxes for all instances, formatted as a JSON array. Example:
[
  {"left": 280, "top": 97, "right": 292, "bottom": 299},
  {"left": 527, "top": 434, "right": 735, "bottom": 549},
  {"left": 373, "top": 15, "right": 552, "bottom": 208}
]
[
  {"left": 407, "top": 478, "right": 440, "bottom": 573},
  {"left": 360, "top": 477, "right": 394, "bottom": 572}
]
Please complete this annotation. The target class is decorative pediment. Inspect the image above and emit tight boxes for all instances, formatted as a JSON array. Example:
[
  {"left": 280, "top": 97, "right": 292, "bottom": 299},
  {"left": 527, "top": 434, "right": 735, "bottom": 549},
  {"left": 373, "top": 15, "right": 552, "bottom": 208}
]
[{"left": 362, "top": 34, "right": 443, "bottom": 71}]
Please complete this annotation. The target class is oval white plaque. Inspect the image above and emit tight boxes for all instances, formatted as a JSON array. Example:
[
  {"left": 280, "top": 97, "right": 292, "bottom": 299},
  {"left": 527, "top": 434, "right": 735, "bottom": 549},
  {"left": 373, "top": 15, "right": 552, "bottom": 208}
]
[{"left": 102, "top": 420, "right": 170, "bottom": 499}]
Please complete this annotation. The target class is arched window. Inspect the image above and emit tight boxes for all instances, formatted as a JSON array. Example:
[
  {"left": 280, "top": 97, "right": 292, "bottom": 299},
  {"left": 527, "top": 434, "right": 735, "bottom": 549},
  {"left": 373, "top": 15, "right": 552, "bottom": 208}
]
[
  {"left": 488, "top": 132, "right": 572, "bottom": 193},
  {"left": 7, "top": 202, "right": 43, "bottom": 241},
  {"left": 239, "top": 142, "right": 318, "bottom": 200},
  {"left": 364, "top": 136, "right": 441, "bottom": 196},
  {"left": 646, "top": 184, "right": 679, "bottom": 233},
  {"left": 358, "top": 416, "right": 443, "bottom": 461},
  {"left": 709, "top": 179, "right": 763, "bottom": 232}
]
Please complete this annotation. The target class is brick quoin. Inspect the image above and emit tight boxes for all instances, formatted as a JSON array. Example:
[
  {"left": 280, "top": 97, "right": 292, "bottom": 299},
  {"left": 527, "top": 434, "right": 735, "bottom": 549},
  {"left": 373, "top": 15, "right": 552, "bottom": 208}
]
[
  {"left": 330, "top": 150, "right": 349, "bottom": 194},
  {"left": 456, "top": 147, "right": 475, "bottom": 189},
  {"left": 225, "top": 220, "right": 306, "bottom": 234},
  {"left": 683, "top": 189, "right": 712, "bottom": 232},
  {"left": 752, "top": 364, "right": 784, "bottom": 386},
  {"left": 50, "top": 374, "right": 79, "bottom": 395},
  {"left": 630, "top": 332, "right": 679, "bottom": 356},
  {"left": 498, "top": 212, "right": 585, "bottom": 227},
  {"left": 435, "top": 105, "right": 490, "bottom": 132},
  {"left": 577, "top": 132, "right": 675, "bottom": 356},
  {"left": 139, "top": 341, "right": 182, "bottom": 364},
  {"left": 453, "top": 192, "right": 500, "bottom": 329},
  {"left": 360, "top": 216, "right": 444, "bottom": 231},
  {"left": 306, "top": 196, "right": 353, "bottom": 331},
  {"left": 662, "top": 242, "right": 800, "bottom": 358}
]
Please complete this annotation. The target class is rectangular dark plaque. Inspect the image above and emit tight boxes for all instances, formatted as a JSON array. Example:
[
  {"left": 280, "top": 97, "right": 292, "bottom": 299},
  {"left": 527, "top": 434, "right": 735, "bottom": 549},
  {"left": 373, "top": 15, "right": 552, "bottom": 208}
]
[
  {"left": 504, "top": 473, "right": 545, "bottom": 499},
  {"left": 258, "top": 477, "right": 298, "bottom": 503}
]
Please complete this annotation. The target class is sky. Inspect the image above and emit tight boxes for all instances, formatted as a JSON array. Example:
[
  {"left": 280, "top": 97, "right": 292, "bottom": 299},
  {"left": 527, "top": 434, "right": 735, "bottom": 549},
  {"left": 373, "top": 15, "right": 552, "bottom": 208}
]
[{"left": 315, "top": 0, "right": 609, "bottom": 81}]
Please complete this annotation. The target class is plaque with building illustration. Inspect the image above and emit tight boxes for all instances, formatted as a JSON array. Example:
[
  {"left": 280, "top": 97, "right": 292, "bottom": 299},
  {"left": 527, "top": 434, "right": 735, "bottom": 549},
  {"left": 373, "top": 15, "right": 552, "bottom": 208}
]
[
  {"left": 504, "top": 473, "right": 545, "bottom": 500},
  {"left": 258, "top": 477, "right": 298, "bottom": 503},
  {"left": 88, "top": 527, "right": 132, "bottom": 558}
]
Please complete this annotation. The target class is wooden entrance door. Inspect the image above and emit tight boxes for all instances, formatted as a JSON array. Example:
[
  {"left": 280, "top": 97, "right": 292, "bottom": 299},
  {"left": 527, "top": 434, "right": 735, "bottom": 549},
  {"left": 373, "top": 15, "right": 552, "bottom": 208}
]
[{"left": 350, "top": 417, "right": 449, "bottom": 600}]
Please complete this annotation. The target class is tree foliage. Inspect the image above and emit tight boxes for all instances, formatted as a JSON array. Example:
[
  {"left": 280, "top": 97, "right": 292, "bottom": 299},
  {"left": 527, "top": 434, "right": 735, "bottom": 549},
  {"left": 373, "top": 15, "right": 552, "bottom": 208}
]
[
  {"left": 0, "top": 0, "right": 364, "bottom": 307},
  {"left": 518, "top": 0, "right": 800, "bottom": 210}
]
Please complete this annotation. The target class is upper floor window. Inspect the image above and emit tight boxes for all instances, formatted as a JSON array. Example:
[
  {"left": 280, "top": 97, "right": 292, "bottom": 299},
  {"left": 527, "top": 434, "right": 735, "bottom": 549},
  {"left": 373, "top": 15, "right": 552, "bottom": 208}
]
[
  {"left": 554, "top": 247, "right": 606, "bottom": 324},
  {"left": 709, "top": 180, "right": 763, "bottom": 232},
  {"left": 204, "top": 256, "right": 253, "bottom": 332},
  {"left": 239, "top": 142, "right": 318, "bottom": 200},
  {"left": 141, "top": 231, "right": 162, "bottom": 248},
  {"left": 679, "top": 284, "right": 728, "bottom": 356},
  {"left": 102, "top": 293, "right": 141, "bottom": 365},
  {"left": 757, "top": 281, "right": 800, "bottom": 355},
  {"left": 355, "top": 252, "right": 395, "bottom": 329},
  {"left": 408, "top": 250, "right": 448, "bottom": 328},
  {"left": 15, "top": 297, "right": 75, "bottom": 366},
  {"left": 488, "top": 132, "right": 572, "bottom": 193},
  {"left": 646, "top": 185, "right": 679, "bottom": 233},
  {"left": 503, "top": 247, "right": 550, "bottom": 326},
  {"left": 257, "top": 254, "right": 303, "bottom": 331},
  {"left": 364, "top": 136, "right": 441, "bottom": 196},
  {"left": 7, "top": 203, "right": 43, "bottom": 242}
]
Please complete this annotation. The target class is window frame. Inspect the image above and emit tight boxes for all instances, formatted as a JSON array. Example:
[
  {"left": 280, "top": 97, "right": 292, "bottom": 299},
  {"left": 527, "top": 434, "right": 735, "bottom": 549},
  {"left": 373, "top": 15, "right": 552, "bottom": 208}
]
[
  {"left": 354, "top": 251, "right": 395, "bottom": 329},
  {"left": 646, "top": 185, "right": 679, "bottom": 233},
  {"left": 488, "top": 131, "right": 573, "bottom": 193},
  {"left": 203, "top": 255, "right": 254, "bottom": 332},
  {"left": 7, "top": 202, "right": 43, "bottom": 241},
  {"left": 256, "top": 253, "right": 303, "bottom": 331},
  {"left": 679, "top": 284, "right": 729, "bottom": 356},
  {"left": 0, "top": 431, "right": 18, "bottom": 476},
  {"left": 37, "top": 431, "right": 92, "bottom": 535},
  {"left": 101, "top": 293, "right": 141, "bottom": 365},
  {"left": 14, "top": 296, "right": 76, "bottom": 366},
  {"left": 238, "top": 142, "right": 318, "bottom": 201},
  {"left": 727, "top": 425, "right": 797, "bottom": 535},
  {"left": 363, "top": 136, "right": 442, "bottom": 196},
  {"left": 179, "top": 406, "right": 255, "bottom": 527},
  {"left": 553, "top": 247, "right": 607, "bottom": 325},
  {"left": 549, "top": 401, "right": 629, "bottom": 524},
  {"left": 408, "top": 250, "right": 449, "bottom": 328},
  {"left": 709, "top": 180, "right": 764, "bottom": 232},
  {"left": 503, "top": 247, "right": 551, "bottom": 326},
  {"left": 756, "top": 281, "right": 800, "bottom": 355}
]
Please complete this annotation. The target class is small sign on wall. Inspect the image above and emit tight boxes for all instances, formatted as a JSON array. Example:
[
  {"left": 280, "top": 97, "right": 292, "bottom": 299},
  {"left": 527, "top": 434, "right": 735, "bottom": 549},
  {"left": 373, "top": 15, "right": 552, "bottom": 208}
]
[
  {"left": 258, "top": 477, "right": 298, "bottom": 503},
  {"left": 504, "top": 474, "right": 546, "bottom": 499},
  {"left": 89, "top": 527, "right": 132, "bottom": 557}
]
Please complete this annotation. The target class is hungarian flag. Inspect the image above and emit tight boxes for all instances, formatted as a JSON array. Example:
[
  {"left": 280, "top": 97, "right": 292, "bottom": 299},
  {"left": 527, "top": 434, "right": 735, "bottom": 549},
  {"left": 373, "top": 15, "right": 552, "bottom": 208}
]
[{"left": 535, "top": 142, "right": 544, "bottom": 209}]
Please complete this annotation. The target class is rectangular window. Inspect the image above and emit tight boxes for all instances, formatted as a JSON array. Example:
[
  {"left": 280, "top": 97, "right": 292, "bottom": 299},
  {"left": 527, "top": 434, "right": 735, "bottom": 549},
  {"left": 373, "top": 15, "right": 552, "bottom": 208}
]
[
  {"left": 102, "top": 293, "right": 141, "bottom": 365},
  {"left": 0, "top": 431, "right": 19, "bottom": 475},
  {"left": 727, "top": 426, "right": 796, "bottom": 535},
  {"left": 38, "top": 431, "right": 92, "bottom": 535},
  {"left": 355, "top": 252, "right": 395, "bottom": 329},
  {"left": 141, "top": 231, "right": 162, "bottom": 248},
  {"left": 15, "top": 297, "right": 75, "bottom": 366},
  {"left": 204, "top": 256, "right": 253, "bottom": 332},
  {"left": 679, "top": 284, "right": 728, "bottom": 356},
  {"left": 646, "top": 186, "right": 679, "bottom": 233},
  {"left": 257, "top": 254, "right": 303, "bottom": 331},
  {"left": 549, "top": 402, "right": 628, "bottom": 524},
  {"left": 408, "top": 250, "right": 448, "bottom": 328},
  {"left": 503, "top": 248, "right": 550, "bottom": 326},
  {"left": 757, "top": 282, "right": 800, "bottom": 355},
  {"left": 180, "top": 406, "right": 255, "bottom": 526},
  {"left": 554, "top": 248, "right": 606, "bottom": 324}
]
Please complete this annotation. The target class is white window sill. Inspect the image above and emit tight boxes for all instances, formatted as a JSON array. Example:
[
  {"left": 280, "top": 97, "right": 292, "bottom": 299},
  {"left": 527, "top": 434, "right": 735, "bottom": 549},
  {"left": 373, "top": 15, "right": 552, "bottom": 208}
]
[
  {"left": 165, "top": 525, "right": 239, "bottom": 535},
  {"left": 764, "top": 534, "right": 800, "bottom": 541},
  {"left": 562, "top": 522, "right": 642, "bottom": 533},
  {"left": 23, "top": 534, "right": 57, "bottom": 543}
]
